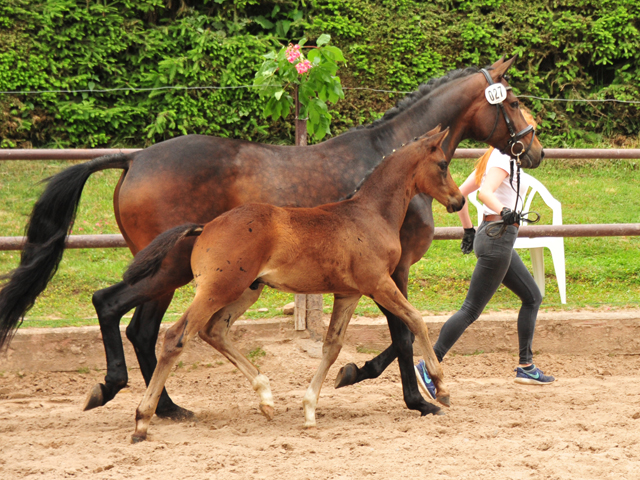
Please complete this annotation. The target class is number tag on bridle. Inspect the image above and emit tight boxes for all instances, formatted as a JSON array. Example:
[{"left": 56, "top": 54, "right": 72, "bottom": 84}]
[{"left": 485, "top": 84, "right": 507, "bottom": 105}]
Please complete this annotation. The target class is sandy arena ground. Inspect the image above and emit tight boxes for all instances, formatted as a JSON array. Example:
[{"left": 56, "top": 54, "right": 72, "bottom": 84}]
[{"left": 1, "top": 338, "right": 640, "bottom": 480}]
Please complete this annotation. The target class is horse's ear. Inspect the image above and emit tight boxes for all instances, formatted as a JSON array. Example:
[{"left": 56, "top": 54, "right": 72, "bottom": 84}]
[
  {"left": 489, "top": 55, "right": 506, "bottom": 69},
  {"left": 491, "top": 54, "right": 517, "bottom": 81}
]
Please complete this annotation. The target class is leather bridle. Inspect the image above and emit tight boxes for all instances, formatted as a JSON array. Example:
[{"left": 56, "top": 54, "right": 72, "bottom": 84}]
[
  {"left": 480, "top": 68, "right": 536, "bottom": 165},
  {"left": 479, "top": 68, "right": 541, "bottom": 237}
]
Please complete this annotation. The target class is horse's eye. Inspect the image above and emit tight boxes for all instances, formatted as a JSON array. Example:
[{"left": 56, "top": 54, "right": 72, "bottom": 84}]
[
  {"left": 438, "top": 161, "right": 448, "bottom": 171},
  {"left": 511, "top": 101, "right": 519, "bottom": 109}
]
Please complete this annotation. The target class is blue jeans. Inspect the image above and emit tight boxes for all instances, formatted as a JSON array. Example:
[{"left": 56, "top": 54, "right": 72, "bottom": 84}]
[{"left": 433, "top": 221, "right": 543, "bottom": 365}]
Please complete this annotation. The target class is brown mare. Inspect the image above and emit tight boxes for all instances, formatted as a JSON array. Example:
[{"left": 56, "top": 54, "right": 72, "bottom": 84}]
[
  {"left": 125, "top": 128, "right": 462, "bottom": 441},
  {"left": 0, "top": 56, "right": 544, "bottom": 421}
]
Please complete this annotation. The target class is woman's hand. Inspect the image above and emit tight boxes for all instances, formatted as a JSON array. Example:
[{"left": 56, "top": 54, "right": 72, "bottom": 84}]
[{"left": 461, "top": 227, "right": 476, "bottom": 254}]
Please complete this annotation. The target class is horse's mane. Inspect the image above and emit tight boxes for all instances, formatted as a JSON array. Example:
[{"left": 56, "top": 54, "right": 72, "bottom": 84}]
[
  {"left": 341, "top": 65, "right": 487, "bottom": 199},
  {"left": 351, "top": 66, "right": 480, "bottom": 131}
]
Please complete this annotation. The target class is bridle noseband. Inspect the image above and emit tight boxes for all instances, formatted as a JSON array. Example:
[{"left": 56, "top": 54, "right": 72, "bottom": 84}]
[{"left": 480, "top": 68, "right": 535, "bottom": 165}]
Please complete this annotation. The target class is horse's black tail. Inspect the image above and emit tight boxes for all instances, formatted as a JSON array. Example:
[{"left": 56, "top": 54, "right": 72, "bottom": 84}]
[
  {"left": 123, "top": 224, "right": 204, "bottom": 286},
  {"left": 0, "top": 153, "right": 131, "bottom": 350}
]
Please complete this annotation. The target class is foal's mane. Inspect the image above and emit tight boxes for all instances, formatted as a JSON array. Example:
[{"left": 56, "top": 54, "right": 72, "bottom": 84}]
[{"left": 351, "top": 66, "right": 480, "bottom": 131}]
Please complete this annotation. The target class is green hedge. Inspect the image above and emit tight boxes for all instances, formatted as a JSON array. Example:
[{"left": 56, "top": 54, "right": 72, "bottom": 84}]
[{"left": 1, "top": 0, "right": 638, "bottom": 148}]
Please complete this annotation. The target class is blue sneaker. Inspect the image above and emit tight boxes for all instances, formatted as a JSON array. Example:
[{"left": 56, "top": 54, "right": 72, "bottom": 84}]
[
  {"left": 514, "top": 365, "right": 555, "bottom": 385},
  {"left": 414, "top": 360, "right": 437, "bottom": 400}
]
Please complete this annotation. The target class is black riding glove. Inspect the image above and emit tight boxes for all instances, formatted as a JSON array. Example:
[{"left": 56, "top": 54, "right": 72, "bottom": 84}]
[
  {"left": 460, "top": 227, "right": 475, "bottom": 254},
  {"left": 500, "top": 207, "right": 520, "bottom": 225}
]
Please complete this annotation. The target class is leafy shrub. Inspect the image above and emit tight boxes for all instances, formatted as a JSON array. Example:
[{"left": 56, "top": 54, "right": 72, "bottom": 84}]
[{"left": 0, "top": 0, "right": 638, "bottom": 148}]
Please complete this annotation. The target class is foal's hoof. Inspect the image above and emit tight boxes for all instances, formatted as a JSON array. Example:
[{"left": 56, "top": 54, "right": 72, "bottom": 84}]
[
  {"left": 83, "top": 383, "right": 106, "bottom": 411},
  {"left": 334, "top": 363, "right": 358, "bottom": 389},
  {"left": 155, "top": 404, "right": 195, "bottom": 422},
  {"left": 259, "top": 404, "right": 275, "bottom": 420},
  {"left": 131, "top": 433, "right": 147, "bottom": 444},
  {"left": 437, "top": 395, "right": 451, "bottom": 408}
]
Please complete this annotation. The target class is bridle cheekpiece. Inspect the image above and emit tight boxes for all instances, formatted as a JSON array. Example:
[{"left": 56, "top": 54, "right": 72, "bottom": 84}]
[{"left": 480, "top": 68, "right": 535, "bottom": 166}]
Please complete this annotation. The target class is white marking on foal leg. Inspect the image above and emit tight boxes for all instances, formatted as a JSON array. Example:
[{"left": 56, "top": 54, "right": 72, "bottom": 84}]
[
  {"left": 252, "top": 374, "right": 275, "bottom": 419},
  {"left": 302, "top": 386, "right": 318, "bottom": 428}
]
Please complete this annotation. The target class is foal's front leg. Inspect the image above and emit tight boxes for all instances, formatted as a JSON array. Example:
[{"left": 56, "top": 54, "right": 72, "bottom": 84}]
[
  {"left": 302, "top": 294, "right": 360, "bottom": 428},
  {"left": 371, "top": 277, "right": 450, "bottom": 407},
  {"left": 198, "top": 285, "right": 276, "bottom": 420}
]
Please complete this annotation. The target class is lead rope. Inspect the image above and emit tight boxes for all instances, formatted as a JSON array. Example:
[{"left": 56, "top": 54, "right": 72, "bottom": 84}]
[{"left": 485, "top": 153, "right": 540, "bottom": 238}]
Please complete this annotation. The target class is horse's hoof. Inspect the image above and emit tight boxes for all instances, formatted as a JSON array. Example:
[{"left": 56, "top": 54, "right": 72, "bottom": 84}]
[
  {"left": 437, "top": 395, "right": 450, "bottom": 407},
  {"left": 259, "top": 404, "right": 275, "bottom": 421},
  {"left": 303, "top": 422, "right": 317, "bottom": 430},
  {"left": 156, "top": 404, "right": 195, "bottom": 422},
  {"left": 83, "top": 383, "right": 106, "bottom": 411},
  {"left": 334, "top": 363, "right": 358, "bottom": 389},
  {"left": 131, "top": 434, "right": 146, "bottom": 444},
  {"left": 417, "top": 402, "right": 442, "bottom": 416}
]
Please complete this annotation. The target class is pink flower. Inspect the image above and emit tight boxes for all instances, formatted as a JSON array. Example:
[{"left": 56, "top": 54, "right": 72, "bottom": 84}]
[
  {"left": 286, "top": 44, "right": 301, "bottom": 63},
  {"left": 295, "top": 59, "right": 312, "bottom": 74}
]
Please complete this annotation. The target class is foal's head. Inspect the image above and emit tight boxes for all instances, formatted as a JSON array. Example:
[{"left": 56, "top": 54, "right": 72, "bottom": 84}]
[
  {"left": 468, "top": 55, "right": 544, "bottom": 169},
  {"left": 413, "top": 127, "right": 465, "bottom": 213}
]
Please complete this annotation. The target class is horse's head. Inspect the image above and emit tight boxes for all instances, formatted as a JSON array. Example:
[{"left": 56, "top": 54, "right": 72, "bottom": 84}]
[
  {"left": 469, "top": 56, "right": 544, "bottom": 169},
  {"left": 415, "top": 126, "right": 465, "bottom": 213}
]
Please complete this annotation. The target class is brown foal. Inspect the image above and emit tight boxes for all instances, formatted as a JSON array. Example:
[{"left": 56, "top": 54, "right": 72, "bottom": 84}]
[{"left": 125, "top": 127, "right": 464, "bottom": 442}]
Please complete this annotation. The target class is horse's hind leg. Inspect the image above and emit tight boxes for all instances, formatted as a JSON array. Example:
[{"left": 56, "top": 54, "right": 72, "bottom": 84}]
[
  {"left": 197, "top": 285, "right": 276, "bottom": 420},
  {"left": 86, "top": 266, "right": 190, "bottom": 413},
  {"left": 302, "top": 294, "right": 360, "bottom": 428},
  {"left": 132, "top": 294, "right": 221, "bottom": 443},
  {"left": 371, "top": 276, "right": 449, "bottom": 409},
  {"left": 85, "top": 281, "right": 155, "bottom": 411},
  {"left": 125, "top": 294, "right": 195, "bottom": 421}
]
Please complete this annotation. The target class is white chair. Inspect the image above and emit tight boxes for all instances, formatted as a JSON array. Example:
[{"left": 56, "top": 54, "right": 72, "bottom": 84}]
[{"left": 468, "top": 171, "right": 567, "bottom": 304}]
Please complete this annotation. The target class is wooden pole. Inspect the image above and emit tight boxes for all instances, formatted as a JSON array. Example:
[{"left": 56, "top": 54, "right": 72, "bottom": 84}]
[{"left": 293, "top": 86, "right": 324, "bottom": 335}]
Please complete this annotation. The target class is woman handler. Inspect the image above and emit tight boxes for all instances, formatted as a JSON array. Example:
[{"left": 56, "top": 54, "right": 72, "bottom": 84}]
[{"left": 415, "top": 110, "right": 555, "bottom": 400}]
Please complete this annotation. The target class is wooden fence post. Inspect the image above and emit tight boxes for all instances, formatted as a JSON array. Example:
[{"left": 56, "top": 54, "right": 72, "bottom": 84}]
[{"left": 293, "top": 85, "right": 324, "bottom": 337}]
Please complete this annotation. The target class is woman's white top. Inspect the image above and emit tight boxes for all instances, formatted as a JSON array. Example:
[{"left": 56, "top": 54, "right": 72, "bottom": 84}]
[{"left": 481, "top": 149, "right": 529, "bottom": 215}]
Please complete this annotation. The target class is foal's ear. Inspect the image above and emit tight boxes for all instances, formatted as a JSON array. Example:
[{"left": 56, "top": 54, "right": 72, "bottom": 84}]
[
  {"left": 424, "top": 124, "right": 442, "bottom": 137},
  {"left": 431, "top": 126, "right": 449, "bottom": 146},
  {"left": 424, "top": 127, "right": 449, "bottom": 151}
]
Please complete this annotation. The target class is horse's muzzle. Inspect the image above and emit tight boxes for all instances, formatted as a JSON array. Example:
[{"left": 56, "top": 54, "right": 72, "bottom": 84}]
[{"left": 446, "top": 195, "right": 465, "bottom": 213}]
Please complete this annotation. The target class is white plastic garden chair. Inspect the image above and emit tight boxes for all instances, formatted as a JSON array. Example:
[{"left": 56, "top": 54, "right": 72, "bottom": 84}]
[{"left": 468, "top": 171, "right": 567, "bottom": 304}]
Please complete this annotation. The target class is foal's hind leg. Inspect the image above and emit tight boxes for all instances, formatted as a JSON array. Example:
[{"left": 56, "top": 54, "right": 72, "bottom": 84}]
[
  {"left": 125, "top": 294, "right": 195, "bottom": 420},
  {"left": 302, "top": 294, "right": 360, "bottom": 428},
  {"left": 132, "top": 294, "right": 222, "bottom": 443},
  {"left": 197, "top": 285, "right": 276, "bottom": 420},
  {"left": 371, "top": 276, "right": 450, "bottom": 408}
]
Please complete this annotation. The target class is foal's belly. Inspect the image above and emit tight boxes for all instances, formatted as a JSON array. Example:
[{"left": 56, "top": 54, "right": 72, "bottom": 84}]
[{"left": 259, "top": 265, "right": 360, "bottom": 296}]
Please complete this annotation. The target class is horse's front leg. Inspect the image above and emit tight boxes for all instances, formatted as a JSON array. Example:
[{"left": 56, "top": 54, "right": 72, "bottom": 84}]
[
  {"left": 302, "top": 294, "right": 361, "bottom": 428},
  {"left": 198, "top": 285, "right": 276, "bottom": 420}
]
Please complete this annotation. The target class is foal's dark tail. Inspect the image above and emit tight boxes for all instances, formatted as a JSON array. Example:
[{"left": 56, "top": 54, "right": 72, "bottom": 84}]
[
  {"left": 0, "top": 154, "right": 131, "bottom": 350},
  {"left": 123, "top": 224, "right": 204, "bottom": 286}
]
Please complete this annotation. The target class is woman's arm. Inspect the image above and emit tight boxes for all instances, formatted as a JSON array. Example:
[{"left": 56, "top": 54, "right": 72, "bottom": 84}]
[
  {"left": 478, "top": 167, "right": 509, "bottom": 214},
  {"left": 456, "top": 172, "right": 478, "bottom": 228}
]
